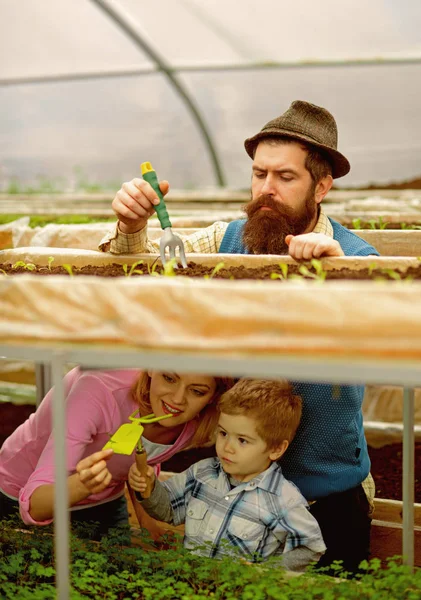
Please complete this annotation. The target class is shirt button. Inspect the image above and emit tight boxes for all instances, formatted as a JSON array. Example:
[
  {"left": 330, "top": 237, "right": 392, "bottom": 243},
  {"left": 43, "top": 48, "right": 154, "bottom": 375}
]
[
  {"left": 209, "top": 528, "right": 214, "bottom": 534},
  {"left": 188, "top": 510, "right": 194, "bottom": 516},
  {"left": 249, "top": 482, "right": 256, "bottom": 487},
  {"left": 225, "top": 496, "right": 230, "bottom": 501}
]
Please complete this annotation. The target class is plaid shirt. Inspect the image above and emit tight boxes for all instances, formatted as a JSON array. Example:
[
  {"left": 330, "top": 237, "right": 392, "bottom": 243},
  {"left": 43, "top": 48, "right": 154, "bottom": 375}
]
[
  {"left": 160, "top": 457, "right": 326, "bottom": 563},
  {"left": 98, "top": 209, "right": 334, "bottom": 255}
]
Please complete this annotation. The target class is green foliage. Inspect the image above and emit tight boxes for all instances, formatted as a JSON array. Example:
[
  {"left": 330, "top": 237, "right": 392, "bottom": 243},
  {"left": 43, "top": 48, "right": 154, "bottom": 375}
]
[
  {"left": 351, "top": 218, "right": 362, "bottom": 230},
  {"left": 12, "top": 261, "right": 36, "bottom": 271},
  {"left": 270, "top": 263, "right": 289, "bottom": 280},
  {"left": 1, "top": 518, "right": 419, "bottom": 599},
  {"left": 298, "top": 259, "right": 327, "bottom": 282},
  {"left": 122, "top": 260, "right": 144, "bottom": 277},
  {"left": 62, "top": 264, "right": 74, "bottom": 277},
  {"left": 204, "top": 262, "right": 226, "bottom": 280}
]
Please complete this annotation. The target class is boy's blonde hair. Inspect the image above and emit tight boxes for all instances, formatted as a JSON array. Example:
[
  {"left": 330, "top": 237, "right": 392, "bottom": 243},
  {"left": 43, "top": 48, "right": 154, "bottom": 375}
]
[
  {"left": 132, "top": 372, "right": 236, "bottom": 448},
  {"left": 218, "top": 378, "right": 302, "bottom": 449}
]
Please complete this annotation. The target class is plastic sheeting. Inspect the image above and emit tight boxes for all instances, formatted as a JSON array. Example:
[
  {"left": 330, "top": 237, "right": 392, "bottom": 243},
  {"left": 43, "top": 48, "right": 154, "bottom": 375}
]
[{"left": 1, "top": 1, "right": 420, "bottom": 189}]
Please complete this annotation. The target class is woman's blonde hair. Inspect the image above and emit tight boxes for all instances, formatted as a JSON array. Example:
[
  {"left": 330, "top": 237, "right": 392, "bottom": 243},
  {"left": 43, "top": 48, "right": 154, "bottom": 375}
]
[{"left": 131, "top": 372, "right": 236, "bottom": 448}]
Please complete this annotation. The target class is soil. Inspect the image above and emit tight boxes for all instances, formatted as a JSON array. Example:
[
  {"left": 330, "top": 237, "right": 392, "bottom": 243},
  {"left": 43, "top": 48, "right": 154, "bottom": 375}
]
[
  {"left": 0, "top": 402, "right": 419, "bottom": 502},
  {"left": 2, "top": 261, "right": 421, "bottom": 281}
]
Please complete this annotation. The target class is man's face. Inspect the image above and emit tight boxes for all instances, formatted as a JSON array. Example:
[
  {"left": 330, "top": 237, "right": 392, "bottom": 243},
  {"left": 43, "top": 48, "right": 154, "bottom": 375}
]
[{"left": 243, "top": 141, "right": 318, "bottom": 254}]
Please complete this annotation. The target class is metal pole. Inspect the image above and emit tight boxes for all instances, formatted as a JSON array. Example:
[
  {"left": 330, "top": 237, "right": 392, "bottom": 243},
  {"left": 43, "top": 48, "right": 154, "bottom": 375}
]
[
  {"left": 89, "top": 0, "right": 226, "bottom": 187},
  {"left": 35, "top": 363, "right": 52, "bottom": 407},
  {"left": 402, "top": 387, "right": 415, "bottom": 570},
  {"left": 51, "top": 351, "right": 70, "bottom": 599}
]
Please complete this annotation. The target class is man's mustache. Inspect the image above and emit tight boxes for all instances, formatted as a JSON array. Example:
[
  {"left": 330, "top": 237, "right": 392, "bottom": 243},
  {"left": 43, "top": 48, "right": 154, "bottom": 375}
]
[{"left": 244, "top": 195, "right": 295, "bottom": 220}]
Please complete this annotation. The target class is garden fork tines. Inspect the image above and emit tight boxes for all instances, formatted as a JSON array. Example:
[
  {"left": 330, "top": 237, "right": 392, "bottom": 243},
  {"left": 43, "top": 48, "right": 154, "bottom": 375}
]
[{"left": 141, "top": 162, "right": 187, "bottom": 269}]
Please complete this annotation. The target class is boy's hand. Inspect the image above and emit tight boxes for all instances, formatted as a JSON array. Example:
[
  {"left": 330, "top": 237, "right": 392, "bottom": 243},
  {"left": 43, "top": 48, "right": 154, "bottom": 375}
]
[
  {"left": 76, "top": 449, "right": 114, "bottom": 495},
  {"left": 128, "top": 462, "right": 155, "bottom": 494},
  {"left": 112, "top": 178, "right": 169, "bottom": 234}
]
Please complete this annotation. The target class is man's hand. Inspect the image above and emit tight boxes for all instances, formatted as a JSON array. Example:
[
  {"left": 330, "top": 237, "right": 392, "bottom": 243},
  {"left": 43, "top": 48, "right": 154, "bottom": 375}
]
[
  {"left": 128, "top": 462, "right": 155, "bottom": 494},
  {"left": 76, "top": 449, "right": 114, "bottom": 495},
  {"left": 285, "top": 233, "right": 344, "bottom": 260},
  {"left": 112, "top": 178, "right": 170, "bottom": 234}
]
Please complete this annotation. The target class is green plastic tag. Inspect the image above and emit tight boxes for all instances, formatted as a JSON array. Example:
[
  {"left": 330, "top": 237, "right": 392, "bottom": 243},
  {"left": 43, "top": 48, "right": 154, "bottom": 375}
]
[
  {"left": 103, "top": 423, "right": 144, "bottom": 455},
  {"left": 102, "top": 410, "right": 173, "bottom": 455}
]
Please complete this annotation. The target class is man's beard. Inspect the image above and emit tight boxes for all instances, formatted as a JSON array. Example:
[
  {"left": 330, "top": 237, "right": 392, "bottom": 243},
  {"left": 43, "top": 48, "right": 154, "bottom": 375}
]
[{"left": 242, "top": 186, "right": 318, "bottom": 255}]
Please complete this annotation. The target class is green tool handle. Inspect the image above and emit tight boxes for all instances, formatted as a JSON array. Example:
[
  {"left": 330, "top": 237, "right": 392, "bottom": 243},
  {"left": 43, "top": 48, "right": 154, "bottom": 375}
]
[{"left": 141, "top": 163, "right": 172, "bottom": 230}]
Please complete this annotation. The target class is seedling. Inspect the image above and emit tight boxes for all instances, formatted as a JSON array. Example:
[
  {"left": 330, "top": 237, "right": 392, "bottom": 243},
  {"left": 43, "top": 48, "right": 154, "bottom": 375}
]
[
  {"left": 62, "top": 264, "right": 74, "bottom": 277},
  {"left": 0, "top": 269, "right": 8, "bottom": 276},
  {"left": 351, "top": 218, "right": 362, "bottom": 230},
  {"left": 163, "top": 257, "right": 178, "bottom": 277},
  {"left": 368, "top": 262, "right": 378, "bottom": 276},
  {"left": 204, "top": 262, "right": 225, "bottom": 280},
  {"left": 147, "top": 258, "right": 161, "bottom": 277},
  {"left": 12, "top": 260, "right": 36, "bottom": 271},
  {"left": 377, "top": 216, "right": 389, "bottom": 230},
  {"left": 270, "top": 263, "right": 289, "bottom": 280},
  {"left": 47, "top": 256, "right": 55, "bottom": 271},
  {"left": 122, "top": 260, "right": 144, "bottom": 277},
  {"left": 299, "top": 259, "right": 327, "bottom": 282}
]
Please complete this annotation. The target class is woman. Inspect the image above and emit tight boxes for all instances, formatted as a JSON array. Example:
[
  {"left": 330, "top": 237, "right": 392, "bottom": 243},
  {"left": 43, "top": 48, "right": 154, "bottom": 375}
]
[{"left": 0, "top": 367, "right": 234, "bottom": 539}]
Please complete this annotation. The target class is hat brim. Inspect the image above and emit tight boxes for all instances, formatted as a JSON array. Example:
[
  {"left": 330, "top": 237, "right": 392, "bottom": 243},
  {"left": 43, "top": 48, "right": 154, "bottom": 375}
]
[{"left": 244, "top": 129, "right": 350, "bottom": 179}]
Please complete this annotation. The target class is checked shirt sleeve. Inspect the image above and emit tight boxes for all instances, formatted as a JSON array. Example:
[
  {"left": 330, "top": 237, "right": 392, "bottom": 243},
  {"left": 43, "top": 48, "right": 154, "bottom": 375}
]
[
  {"left": 275, "top": 501, "right": 326, "bottom": 558},
  {"left": 98, "top": 221, "right": 228, "bottom": 254}
]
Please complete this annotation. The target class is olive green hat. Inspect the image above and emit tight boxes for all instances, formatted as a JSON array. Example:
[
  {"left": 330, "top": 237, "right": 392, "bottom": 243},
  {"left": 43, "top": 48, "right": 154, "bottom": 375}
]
[{"left": 244, "top": 100, "right": 350, "bottom": 179}]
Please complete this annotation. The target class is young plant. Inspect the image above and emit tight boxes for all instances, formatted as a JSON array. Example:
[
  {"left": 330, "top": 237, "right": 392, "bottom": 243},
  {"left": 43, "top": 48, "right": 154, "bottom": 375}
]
[
  {"left": 368, "top": 262, "right": 378, "bottom": 276},
  {"left": 47, "top": 256, "right": 55, "bottom": 271},
  {"left": 270, "top": 263, "right": 289, "bottom": 280},
  {"left": 377, "top": 216, "right": 389, "bottom": 230},
  {"left": 12, "top": 261, "right": 36, "bottom": 271},
  {"left": 62, "top": 264, "right": 74, "bottom": 278},
  {"left": 351, "top": 218, "right": 362, "bottom": 230},
  {"left": 122, "top": 260, "right": 144, "bottom": 277},
  {"left": 147, "top": 258, "right": 161, "bottom": 277},
  {"left": 162, "top": 257, "right": 178, "bottom": 277},
  {"left": 299, "top": 259, "right": 327, "bottom": 282},
  {"left": 204, "top": 262, "right": 225, "bottom": 280}
]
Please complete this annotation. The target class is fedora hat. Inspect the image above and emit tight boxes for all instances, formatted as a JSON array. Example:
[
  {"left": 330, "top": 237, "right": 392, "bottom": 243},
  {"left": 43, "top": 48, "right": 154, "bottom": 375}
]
[{"left": 244, "top": 100, "right": 350, "bottom": 179}]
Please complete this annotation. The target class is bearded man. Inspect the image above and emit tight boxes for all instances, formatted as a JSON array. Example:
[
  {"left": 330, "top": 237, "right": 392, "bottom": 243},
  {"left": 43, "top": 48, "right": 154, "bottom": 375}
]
[{"left": 100, "top": 100, "right": 379, "bottom": 575}]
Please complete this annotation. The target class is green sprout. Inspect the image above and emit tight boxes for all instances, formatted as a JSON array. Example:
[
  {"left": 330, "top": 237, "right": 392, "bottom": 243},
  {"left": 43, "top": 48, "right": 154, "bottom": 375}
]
[
  {"left": 47, "top": 256, "right": 55, "bottom": 271},
  {"left": 377, "top": 216, "right": 389, "bottom": 230},
  {"left": 0, "top": 268, "right": 8, "bottom": 276},
  {"left": 147, "top": 258, "right": 161, "bottom": 277},
  {"left": 62, "top": 264, "right": 74, "bottom": 277},
  {"left": 351, "top": 218, "right": 362, "bottom": 230},
  {"left": 122, "top": 260, "right": 144, "bottom": 277},
  {"left": 204, "top": 262, "right": 225, "bottom": 280},
  {"left": 12, "top": 261, "right": 36, "bottom": 271},
  {"left": 162, "top": 257, "right": 178, "bottom": 277},
  {"left": 299, "top": 259, "right": 327, "bottom": 282},
  {"left": 270, "top": 263, "right": 289, "bottom": 280},
  {"left": 368, "top": 262, "right": 378, "bottom": 276}
]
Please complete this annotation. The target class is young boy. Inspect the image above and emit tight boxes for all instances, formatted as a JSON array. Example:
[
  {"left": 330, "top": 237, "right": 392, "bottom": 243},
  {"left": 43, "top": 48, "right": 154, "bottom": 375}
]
[{"left": 128, "top": 378, "right": 326, "bottom": 571}]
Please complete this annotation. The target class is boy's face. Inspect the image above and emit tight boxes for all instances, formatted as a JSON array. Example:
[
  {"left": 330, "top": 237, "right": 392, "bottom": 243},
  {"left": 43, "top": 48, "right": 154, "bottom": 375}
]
[{"left": 215, "top": 412, "right": 287, "bottom": 483}]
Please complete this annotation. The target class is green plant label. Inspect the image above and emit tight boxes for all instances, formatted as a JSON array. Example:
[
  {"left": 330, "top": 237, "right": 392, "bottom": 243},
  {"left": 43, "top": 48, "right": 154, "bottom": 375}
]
[{"left": 103, "top": 423, "right": 144, "bottom": 455}]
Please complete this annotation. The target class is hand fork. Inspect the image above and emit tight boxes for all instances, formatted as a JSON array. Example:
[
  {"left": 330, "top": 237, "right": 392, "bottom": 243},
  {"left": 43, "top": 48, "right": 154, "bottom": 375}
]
[{"left": 141, "top": 162, "right": 187, "bottom": 269}]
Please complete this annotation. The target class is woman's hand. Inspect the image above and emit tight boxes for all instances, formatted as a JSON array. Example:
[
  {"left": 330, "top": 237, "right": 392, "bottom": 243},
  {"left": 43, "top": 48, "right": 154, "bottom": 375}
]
[
  {"left": 128, "top": 462, "right": 155, "bottom": 494},
  {"left": 76, "top": 448, "right": 114, "bottom": 495}
]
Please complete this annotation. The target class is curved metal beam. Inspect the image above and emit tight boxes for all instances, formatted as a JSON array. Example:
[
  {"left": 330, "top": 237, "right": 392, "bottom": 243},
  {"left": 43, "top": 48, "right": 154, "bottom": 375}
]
[{"left": 89, "top": 0, "right": 226, "bottom": 186}]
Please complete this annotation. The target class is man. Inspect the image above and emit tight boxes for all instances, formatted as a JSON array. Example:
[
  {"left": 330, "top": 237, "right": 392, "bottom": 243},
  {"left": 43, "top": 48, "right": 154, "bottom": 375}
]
[{"left": 100, "top": 100, "right": 379, "bottom": 574}]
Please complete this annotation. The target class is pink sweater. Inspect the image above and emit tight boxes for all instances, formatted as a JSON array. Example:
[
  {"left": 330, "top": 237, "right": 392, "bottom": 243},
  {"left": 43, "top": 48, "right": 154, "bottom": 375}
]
[{"left": 0, "top": 368, "right": 196, "bottom": 525}]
